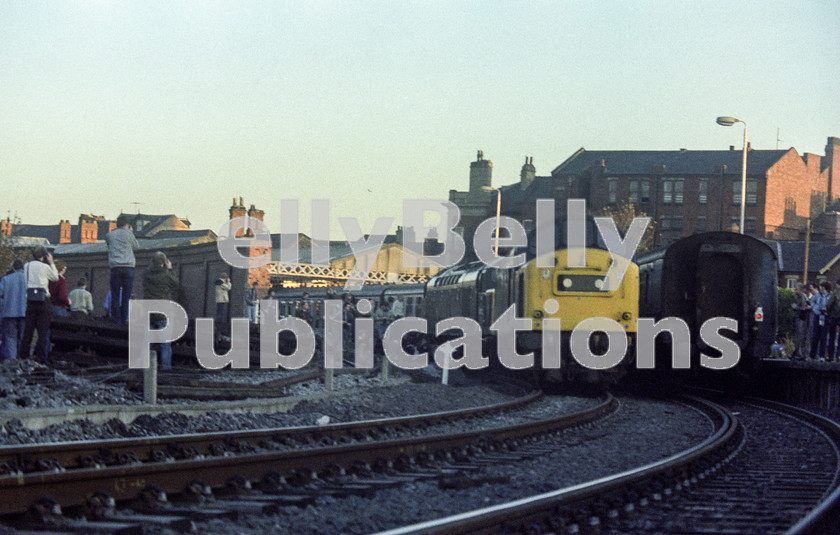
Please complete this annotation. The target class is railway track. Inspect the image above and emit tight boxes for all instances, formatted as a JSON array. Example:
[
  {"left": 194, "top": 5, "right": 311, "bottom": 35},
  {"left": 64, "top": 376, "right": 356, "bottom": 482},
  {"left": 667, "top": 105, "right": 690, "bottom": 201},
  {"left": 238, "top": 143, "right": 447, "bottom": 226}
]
[
  {"left": 0, "top": 388, "right": 617, "bottom": 532},
  {"left": 19, "top": 360, "right": 370, "bottom": 402},
  {"left": 379, "top": 395, "right": 840, "bottom": 535}
]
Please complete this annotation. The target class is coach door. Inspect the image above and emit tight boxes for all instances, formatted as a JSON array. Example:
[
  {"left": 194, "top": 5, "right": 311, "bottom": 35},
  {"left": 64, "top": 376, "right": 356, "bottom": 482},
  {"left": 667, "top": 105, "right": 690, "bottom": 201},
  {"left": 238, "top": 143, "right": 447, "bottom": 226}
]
[{"left": 696, "top": 253, "right": 744, "bottom": 339}]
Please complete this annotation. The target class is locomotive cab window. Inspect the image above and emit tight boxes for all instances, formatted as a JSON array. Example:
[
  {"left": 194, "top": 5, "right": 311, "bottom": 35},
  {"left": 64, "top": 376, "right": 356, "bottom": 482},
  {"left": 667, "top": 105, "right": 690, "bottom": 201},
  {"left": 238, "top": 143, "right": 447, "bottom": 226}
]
[{"left": 556, "top": 274, "right": 607, "bottom": 293}]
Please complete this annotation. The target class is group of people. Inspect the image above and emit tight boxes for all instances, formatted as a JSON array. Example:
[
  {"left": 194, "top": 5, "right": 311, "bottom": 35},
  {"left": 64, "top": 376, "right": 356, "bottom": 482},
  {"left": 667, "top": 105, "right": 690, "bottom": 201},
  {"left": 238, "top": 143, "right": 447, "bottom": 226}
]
[
  {"left": 0, "top": 214, "right": 178, "bottom": 367},
  {"left": 0, "top": 246, "right": 96, "bottom": 362},
  {"left": 792, "top": 280, "right": 840, "bottom": 361},
  {"left": 343, "top": 293, "right": 406, "bottom": 350}
]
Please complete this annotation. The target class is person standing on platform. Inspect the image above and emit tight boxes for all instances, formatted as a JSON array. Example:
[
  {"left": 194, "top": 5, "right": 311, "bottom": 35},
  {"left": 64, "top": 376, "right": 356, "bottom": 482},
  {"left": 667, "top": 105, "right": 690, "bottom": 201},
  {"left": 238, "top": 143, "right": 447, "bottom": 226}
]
[
  {"left": 105, "top": 214, "right": 139, "bottom": 324},
  {"left": 48, "top": 260, "right": 69, "bottom": 318},
  {"left": 20, "top": 246, "right": 58, "bottom": 361},
  {"left": 214, "top": 273, "right": 231, "bottom": 323},
  {"left": 0, "top": 259, "right": 26, "bottom": 361},
  {"left": 68, "top": 277, "right": 94, "bottom": 318},
  {"left": 142, "top": 252, "right": 180, "bottom": 371},
  {"left": 791, "top": 283, "right": 810, "bottom": 360},
  {"left": 809, "top": 282, "right": 830, "bottom": 361},
  {"left": 825, "top": 282, "right": 840, "bottom": 362},
  {"left": 245, "top": 281, "right": 259, "bottom": 324}
]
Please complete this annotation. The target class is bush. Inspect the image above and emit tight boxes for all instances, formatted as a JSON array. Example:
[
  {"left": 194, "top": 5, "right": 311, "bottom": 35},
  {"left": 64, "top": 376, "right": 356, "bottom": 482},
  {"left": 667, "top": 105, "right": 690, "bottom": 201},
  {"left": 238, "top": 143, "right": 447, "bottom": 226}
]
[{"left": 778, "top": 287, "right": 796, "bottom": 341}]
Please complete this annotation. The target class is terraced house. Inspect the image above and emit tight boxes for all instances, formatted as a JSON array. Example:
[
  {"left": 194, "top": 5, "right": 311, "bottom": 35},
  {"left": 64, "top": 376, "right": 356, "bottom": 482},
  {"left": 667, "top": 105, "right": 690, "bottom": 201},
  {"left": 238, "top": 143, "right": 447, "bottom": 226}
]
[{"left": 451, "top": 137, "right": 840, "bottom": 252}]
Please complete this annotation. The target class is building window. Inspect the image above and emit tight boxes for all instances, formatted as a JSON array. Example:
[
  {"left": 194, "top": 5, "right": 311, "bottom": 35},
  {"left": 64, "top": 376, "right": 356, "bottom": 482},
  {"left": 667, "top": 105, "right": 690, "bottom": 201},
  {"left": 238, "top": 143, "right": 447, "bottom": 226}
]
[
  {"left": 745, "top": 217, "right": 756, "bottom": 234},
  {"left": 629, "top": 179, "right": 651, "bottom": 204},
  {"left": 607, "top": 178, "right": 617, "bottom": 204},
  {"left": 696, "top": 216, "right": 706, "bottom": 233},
  {"left": 698, "top": 179, "right": 708, "bottom": 205},
  {"left": 732, "top": 179, "right": 757, "bottom": 205},
  {"left": 662, "top": 178, "right": 684, "bottom": 205},
  {"left": 660, "top": 216, "right": 678, "bottom": 244},
  {"left": 746, "top": 178, "right": 757, "bottom": 205},
  {"left": 730, "top": 217, "right": 741, "bottom": 232},
  {"left": 786, "top": 277, "right": 797, "bottom": 289}
]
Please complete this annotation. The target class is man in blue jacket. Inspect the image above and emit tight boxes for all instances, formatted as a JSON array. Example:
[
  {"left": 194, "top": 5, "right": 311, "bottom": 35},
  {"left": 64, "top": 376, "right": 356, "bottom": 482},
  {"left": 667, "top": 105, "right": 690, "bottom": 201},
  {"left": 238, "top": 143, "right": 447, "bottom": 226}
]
[{"left": 0, "top": 259, "right": 27, "bottom": 361}]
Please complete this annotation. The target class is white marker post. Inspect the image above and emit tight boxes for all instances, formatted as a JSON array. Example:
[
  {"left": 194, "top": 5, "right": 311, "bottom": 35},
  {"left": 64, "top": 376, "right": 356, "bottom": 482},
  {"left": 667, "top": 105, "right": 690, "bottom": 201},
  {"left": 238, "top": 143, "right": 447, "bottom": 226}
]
[{"left": 144, "top": 350, "right": 157, "bottom": 404}]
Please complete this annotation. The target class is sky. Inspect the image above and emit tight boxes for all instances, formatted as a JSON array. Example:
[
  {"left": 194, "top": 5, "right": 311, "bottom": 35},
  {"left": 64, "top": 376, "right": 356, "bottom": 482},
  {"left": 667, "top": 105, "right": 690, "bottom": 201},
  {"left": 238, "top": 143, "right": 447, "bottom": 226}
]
[{"left": 1, "top": 1, "right": 838, "bottom": 239}]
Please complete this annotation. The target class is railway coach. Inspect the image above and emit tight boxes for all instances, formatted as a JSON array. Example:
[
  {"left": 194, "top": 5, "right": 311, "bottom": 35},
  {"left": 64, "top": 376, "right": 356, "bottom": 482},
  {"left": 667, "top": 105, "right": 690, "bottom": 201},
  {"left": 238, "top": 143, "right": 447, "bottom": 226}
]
[{"left": 636, "top": 231, "right": 778, "bottom": 385}]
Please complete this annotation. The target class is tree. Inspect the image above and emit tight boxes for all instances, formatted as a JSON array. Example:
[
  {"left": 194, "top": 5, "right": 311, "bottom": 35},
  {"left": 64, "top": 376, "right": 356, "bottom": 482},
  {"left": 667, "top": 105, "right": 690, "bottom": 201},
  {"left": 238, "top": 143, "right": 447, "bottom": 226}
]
[
  {"left": 0, "top": 235, "right": 15, "bottom": 274},
  {"left": 591, "top": 200, "right": 657, "bottom": 254},
  {"left": 0, "top": 234, "right": 34, "bottom": 275}
]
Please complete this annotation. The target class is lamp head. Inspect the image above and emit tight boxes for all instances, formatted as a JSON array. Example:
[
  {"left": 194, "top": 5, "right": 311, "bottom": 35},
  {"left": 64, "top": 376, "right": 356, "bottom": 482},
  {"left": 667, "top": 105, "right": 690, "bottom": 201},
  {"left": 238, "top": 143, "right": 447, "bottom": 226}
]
[{"left": 716, "top": 116, "right": 742, "bottom": 126}]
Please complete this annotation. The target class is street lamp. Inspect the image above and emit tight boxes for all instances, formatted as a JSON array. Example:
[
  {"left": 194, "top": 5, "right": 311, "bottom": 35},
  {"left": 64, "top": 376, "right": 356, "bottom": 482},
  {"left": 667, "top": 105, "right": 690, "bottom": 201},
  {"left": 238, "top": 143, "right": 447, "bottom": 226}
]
[
  {"left": 716, "top": 116, "right": 748, "bottom": 234},
  {"left": 481, "top": 186, "right": 502, "bottom": 254}
]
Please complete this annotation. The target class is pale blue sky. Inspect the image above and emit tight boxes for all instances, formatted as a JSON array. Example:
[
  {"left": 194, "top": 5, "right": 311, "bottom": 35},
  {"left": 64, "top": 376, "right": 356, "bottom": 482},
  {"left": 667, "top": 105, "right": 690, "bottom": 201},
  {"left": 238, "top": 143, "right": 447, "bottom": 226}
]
[{"left": 2, "top": 1, "right": 838, "bottom": 237}]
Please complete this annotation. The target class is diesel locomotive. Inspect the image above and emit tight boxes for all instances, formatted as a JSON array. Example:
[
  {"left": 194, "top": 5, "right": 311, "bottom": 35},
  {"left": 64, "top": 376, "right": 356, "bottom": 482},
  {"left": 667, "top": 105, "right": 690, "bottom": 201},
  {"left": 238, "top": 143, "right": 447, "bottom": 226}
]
[{"left": 425, "top": 218, "right": 639, "bottom": 385}]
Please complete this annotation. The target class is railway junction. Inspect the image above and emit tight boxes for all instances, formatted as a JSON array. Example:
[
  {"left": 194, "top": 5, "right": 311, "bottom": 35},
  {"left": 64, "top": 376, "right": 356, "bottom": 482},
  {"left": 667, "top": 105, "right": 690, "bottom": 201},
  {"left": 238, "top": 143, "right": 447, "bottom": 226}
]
[{"left": 0, "top": 329, "right": 838, "bottom": 534}]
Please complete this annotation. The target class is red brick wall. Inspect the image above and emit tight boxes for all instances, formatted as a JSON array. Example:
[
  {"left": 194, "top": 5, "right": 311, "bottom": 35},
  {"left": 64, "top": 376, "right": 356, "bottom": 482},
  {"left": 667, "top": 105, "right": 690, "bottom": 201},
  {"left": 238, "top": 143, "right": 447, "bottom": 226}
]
[
  {"left": 78, "top": 218, "right": 98, "bottom": 244},
  {"left": 765, "top": 150, "right": 828, "bottom": 238},
  {"left": 59, "top": 220, "right": 71, "bottom": 244}
]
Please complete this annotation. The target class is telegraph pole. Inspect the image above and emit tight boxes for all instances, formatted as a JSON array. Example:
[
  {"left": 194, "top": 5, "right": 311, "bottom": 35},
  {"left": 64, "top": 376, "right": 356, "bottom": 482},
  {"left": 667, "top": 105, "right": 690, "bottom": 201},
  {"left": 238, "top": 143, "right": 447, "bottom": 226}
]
[{"left": 803, "top": 218, "right": 811, "bottom": 284}]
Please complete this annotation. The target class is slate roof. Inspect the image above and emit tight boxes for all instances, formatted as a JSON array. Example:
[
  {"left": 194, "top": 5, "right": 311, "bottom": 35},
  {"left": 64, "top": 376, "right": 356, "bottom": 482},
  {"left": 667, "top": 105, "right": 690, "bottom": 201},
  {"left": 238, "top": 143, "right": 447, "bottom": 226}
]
[
  {"left": 53, "top": 236, "right": 208, "bottom": 255},
  {"left": 271, "top": 241, "right": 356, "bottom": 263},
  {"left": 152, "top": 229, "right": 216, "bottom": 240},
  {"left": 125, "top": 213, "right": 191, "bottom": 238},
  {"left": 762, "top": 240, "right": 840, "bottom": 273},
  {"left": 11, "top": 224, "right": 61, "bottom": 244},
  {"left": 552, "top": 148, "right": 791, "bottom": 176},
  {"left": 498, "top": 176, "right": 557, "bottom": 213}
]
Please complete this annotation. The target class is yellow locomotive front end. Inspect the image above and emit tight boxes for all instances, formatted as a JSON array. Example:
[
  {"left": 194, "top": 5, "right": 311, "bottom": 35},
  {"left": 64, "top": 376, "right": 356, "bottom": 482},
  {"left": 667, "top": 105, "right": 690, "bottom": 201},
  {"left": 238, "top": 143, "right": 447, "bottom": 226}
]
[{"left": 518, "top": 248, "right": 639, "bottom": 384}]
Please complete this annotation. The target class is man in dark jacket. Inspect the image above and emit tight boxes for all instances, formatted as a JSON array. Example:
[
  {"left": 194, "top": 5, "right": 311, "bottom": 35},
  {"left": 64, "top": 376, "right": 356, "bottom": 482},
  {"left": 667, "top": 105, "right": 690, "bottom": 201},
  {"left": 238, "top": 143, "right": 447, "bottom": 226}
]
[
  {"left": 142, "top": 252, "right": 179, "bottom": 370},
  {"left": 827, "top": 281, "right": 840, "bottom": 362}
]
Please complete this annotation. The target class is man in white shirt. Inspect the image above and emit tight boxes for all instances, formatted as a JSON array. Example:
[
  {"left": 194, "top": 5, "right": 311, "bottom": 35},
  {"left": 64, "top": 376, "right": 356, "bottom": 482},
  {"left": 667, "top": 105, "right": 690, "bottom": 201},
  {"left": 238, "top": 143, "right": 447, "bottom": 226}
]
[{"left": 20, "top": 245, "right": 58, "bottom": 361}]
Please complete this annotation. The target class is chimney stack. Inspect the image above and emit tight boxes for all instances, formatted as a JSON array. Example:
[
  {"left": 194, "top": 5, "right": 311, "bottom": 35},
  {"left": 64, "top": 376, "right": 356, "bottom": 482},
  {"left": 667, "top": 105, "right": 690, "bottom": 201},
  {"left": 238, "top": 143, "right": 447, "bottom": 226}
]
[{"left": 520, "top": 156, "right": 536, "bottom": 189}]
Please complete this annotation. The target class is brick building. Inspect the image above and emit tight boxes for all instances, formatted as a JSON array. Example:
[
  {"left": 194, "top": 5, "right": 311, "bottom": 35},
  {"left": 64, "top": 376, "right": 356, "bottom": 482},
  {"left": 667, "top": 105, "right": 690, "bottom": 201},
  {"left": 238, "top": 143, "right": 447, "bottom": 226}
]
[
  {"left": 1, "top": 214, "right": 116, "bottom": 245},
  {"left": 450, "top": 137, "right": 840, "bottom": 251},
  {"left": 0, "top": 211, "right": 200, "bottom": 245}
]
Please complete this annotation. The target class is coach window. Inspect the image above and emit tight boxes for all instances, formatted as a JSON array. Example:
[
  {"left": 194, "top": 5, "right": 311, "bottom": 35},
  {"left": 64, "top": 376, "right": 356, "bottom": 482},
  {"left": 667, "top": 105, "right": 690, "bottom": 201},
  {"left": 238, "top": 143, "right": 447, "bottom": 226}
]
[{"left": 607, "top": 178, "right": 617, "bottom": 204}]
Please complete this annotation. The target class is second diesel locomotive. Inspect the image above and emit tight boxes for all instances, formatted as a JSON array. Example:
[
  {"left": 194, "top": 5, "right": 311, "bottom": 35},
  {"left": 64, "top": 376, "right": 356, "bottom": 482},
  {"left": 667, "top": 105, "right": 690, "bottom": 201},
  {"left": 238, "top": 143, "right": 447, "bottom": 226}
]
[{"left": 425, "top": 218, "right": 639, "bottom": 385}]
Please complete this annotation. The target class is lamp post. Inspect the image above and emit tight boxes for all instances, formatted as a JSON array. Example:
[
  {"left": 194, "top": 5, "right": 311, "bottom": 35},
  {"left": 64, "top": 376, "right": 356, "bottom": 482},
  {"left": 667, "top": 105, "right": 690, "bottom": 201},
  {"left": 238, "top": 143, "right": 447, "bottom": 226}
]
[
  {"left": 716, "top": 116, "right": 748, "bottom": 234},
  {"left": 481, "top": 186, "right": 502, "bottom": 254}
]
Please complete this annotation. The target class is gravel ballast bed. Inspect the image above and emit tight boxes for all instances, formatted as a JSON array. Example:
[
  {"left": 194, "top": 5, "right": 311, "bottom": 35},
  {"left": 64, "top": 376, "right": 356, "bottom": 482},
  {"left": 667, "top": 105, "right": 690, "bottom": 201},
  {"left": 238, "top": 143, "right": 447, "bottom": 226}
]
[
  {"left": 147, "top": 397, "right": 710, "bottom": 535},
  {"left": 0, "top": 372, "right": 533, "bottom": 445}
]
